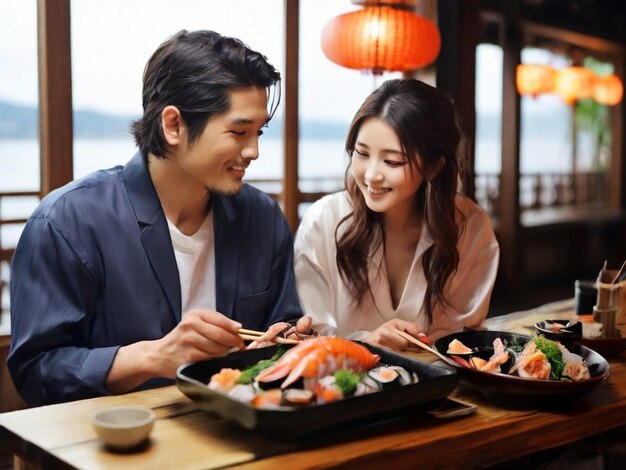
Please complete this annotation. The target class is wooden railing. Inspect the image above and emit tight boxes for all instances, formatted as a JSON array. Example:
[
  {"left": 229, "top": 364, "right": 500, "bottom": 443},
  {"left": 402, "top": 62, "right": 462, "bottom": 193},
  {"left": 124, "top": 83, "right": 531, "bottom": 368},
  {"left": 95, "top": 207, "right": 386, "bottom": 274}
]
[
  {"left": 475, "top": 171, "right": 611, "bottom": 220},
  {"left": 252, "top": 171, "right": 612, "bottom": 223},
  {"left": 0, "top": 191, "right": 40, "bottom": 320},
  {"left": 0, "top": 180, "right": 349, "bottom": 320},
  {"left": 0, "top": 172, "right": 611, "bottom": 319},
  {"left": 246, "top": 176, "right": 343, "bottom": 205}
]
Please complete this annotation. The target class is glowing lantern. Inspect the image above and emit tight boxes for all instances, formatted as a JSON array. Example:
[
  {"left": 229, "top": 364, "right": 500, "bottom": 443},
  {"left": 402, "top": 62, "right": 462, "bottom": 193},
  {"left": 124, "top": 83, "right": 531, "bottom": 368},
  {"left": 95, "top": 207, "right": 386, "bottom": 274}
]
[
  {"left": 321, "top": 6, "right": 441, "bottom": 75},
  {"left": 554, "top": 66, "right": 595, "bottom": 105},
  {"left": 516, "top": 64, "right": 556, "bottom": 96},
  {"left": 593, "top": 74, "right": 623, "bottom": 106}
]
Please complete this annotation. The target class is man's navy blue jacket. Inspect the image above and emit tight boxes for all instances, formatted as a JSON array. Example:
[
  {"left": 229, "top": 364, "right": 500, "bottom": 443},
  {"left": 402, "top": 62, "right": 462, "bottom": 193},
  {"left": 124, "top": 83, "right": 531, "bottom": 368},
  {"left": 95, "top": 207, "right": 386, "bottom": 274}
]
[{"left": 8, "top": 152, "right": 302, "bottom": 406}]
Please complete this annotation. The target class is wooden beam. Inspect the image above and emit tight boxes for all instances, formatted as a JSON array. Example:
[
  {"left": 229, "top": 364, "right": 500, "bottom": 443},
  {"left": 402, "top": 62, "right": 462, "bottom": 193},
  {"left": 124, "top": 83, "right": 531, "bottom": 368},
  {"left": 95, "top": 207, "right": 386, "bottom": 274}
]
[
  {"left": 282, "top": 0, "right": 300, "bottom": 231},
  {"left": 38, "top": 0, "right": 73, "bottom": 196},
  {"left": 610, "top": 59, "right": 625, "bottom": 209},
  {"left": 498, "top": 4, "right": 522, "bottom": 299},
  {"left": 522, "top": 21, "right": 624, "bottom": 56},
  {"left": 436, "top": 0, "right": 479, "bottom": 200}
]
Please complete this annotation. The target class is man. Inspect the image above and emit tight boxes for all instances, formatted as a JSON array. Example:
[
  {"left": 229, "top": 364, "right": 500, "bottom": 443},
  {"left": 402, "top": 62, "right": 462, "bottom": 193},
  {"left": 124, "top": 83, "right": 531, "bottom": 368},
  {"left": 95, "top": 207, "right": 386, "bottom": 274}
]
[{"left": 8, "top": 30, "right": 309, "bottom": 406}]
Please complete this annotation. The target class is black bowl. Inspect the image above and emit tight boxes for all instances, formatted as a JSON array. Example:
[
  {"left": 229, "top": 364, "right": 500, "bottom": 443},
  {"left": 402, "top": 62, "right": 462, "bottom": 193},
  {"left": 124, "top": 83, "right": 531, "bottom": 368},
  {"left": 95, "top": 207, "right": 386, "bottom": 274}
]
[
  {"left": 536, "top": 319, "right": 626, "bottom": 358},
  {"left": 535, "top": 319, "right": 582, "bottom": 352},
  {"left": 434, "top": 331, "right": 610, "bottom": 407}
]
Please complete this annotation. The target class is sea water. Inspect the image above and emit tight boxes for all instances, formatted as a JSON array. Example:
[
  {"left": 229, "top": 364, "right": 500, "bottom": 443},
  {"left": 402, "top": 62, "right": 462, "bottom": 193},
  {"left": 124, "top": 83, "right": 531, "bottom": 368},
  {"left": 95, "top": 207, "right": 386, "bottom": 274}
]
[
  {"left": 0, "top": 137, "right": 351, "bottom": 244},
  {"left": 0, "top": 132, "right": 591, "bottom": 245}
]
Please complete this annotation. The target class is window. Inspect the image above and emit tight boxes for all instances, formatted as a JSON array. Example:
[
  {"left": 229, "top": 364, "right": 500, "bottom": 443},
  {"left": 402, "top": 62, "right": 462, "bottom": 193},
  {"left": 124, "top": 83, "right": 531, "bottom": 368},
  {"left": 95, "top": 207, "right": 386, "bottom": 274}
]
[
  {"left": 519, "top": 48, "right": 572, "bottom": 211},
  {"left": 519, "top": 49, "right": 613, "bottom": 221},
  {"left": 474, "top": 43, "right": 503, "bottom": 217},
  {"left": 298, "top": 0, "right": 402, "bottom": 214},
  {"left": 474, "top": 42, "right": 614, "bottom": 222},
  {"left": 0, "top": 1, "right": 39, "bottom": 319},
  {"left": 70, "top": 0, "right": 285, "bottom": 181}
]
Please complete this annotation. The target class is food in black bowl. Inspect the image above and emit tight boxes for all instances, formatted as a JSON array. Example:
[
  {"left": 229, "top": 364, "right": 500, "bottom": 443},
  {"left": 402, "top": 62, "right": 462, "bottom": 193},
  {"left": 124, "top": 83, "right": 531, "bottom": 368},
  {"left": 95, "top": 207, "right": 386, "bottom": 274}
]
[
  {"left": 534, "top": 319, "right": 582, "bottom": 352},
  {"left": 434, "top": 331, "right": 610, "bottom": 407},
  {"left": 537, "top": 319, "right": 626, "bottom": 358}
]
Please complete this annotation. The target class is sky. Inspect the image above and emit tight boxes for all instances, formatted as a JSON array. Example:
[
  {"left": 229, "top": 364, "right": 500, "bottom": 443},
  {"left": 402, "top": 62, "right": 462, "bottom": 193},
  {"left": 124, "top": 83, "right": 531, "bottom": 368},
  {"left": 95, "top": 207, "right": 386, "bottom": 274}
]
[
  {"left": 0, "top": 0, "right": 408, "bottom": 122},
  {"left": 0, "top": 0, "right": 508, "bottom": 123}
]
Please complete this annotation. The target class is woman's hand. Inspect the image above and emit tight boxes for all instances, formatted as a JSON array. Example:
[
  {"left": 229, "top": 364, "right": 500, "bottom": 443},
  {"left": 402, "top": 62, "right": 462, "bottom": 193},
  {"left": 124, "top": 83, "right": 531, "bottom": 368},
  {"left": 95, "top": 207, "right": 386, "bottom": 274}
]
[{"left": 365, "top": 318, "right": 424, "bottom": 351}]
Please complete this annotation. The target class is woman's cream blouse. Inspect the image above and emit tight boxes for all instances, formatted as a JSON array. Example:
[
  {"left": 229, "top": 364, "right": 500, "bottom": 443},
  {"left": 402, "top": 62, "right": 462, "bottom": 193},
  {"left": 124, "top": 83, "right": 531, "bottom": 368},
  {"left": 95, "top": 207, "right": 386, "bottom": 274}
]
[{"left": 294, "top": 191, "right": 500, "bottom": 341}]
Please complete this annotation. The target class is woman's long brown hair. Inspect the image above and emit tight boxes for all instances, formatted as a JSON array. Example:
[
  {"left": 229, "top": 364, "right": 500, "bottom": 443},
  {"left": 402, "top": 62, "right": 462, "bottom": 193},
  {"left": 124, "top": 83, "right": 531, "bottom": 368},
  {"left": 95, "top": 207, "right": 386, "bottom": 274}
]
[{"left": 335, "top": 79, "right": 466, "bottom": 324}]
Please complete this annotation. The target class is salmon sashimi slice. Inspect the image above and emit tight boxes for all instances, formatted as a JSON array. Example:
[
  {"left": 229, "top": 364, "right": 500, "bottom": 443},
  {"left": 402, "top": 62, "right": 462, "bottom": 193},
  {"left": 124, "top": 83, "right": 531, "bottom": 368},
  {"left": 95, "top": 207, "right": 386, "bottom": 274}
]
[{"left": 255, "top": 337, "right": 380, "bottom": 388}]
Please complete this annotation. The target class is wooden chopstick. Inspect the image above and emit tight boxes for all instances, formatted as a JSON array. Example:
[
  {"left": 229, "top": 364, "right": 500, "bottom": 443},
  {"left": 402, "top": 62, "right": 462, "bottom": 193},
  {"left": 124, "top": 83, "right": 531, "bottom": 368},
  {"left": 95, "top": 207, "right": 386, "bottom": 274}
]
[
  {"left": 611, "top": 259, "right": 626, "bottom": 284},
  {"left": 238, "top": 328, "right": 268, "bottom": 336},
  {"left": 238, "top": 328, "right": 301, "bottom": 345},
  {"left": 392, "top": 329, "right": 451, "bottom": 363}
]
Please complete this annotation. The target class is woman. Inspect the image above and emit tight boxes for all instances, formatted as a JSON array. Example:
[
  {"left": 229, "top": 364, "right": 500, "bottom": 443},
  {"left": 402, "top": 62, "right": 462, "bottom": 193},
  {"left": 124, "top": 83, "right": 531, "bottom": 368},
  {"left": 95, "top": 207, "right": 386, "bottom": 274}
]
[{"left": 294, "top": 79, "right": 499, "bottom": 351}]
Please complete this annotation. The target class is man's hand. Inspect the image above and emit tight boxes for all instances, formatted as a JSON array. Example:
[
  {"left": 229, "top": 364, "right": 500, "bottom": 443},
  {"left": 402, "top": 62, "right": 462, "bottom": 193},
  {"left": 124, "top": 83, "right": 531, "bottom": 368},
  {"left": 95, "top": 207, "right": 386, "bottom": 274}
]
[
  {"left": 246, "top": 316, "right": 314, "bottom": 349},
  {"left": 106, "top": 310, "right": 243, "bottom": 393},
  {"left": 150, "top": 309, "right": 244, "bottom": 376},
  {"left": 364, "top": 318, "right": 423, "bottom": 352}
]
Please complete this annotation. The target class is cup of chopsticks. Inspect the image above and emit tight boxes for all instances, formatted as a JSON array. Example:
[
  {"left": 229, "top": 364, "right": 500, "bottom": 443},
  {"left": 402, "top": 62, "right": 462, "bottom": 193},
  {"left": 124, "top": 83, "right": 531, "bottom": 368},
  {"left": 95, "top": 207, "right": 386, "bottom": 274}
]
[{"left": 595, "top": 259, "right": 626, "bottom": 338}]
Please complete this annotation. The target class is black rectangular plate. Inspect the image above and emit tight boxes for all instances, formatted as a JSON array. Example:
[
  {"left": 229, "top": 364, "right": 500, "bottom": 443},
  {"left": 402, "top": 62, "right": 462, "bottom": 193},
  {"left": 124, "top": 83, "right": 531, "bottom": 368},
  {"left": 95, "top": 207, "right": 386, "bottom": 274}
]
[{"left": 176, "top": 342, "right": 458, "bottom": 440}]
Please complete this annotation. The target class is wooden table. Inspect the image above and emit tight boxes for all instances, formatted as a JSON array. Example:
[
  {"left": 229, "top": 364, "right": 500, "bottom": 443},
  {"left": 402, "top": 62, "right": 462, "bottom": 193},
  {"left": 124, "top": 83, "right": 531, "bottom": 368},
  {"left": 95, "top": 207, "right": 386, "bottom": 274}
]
[{"left": 2, "top": 300, "right": 626, "bottom": 469}]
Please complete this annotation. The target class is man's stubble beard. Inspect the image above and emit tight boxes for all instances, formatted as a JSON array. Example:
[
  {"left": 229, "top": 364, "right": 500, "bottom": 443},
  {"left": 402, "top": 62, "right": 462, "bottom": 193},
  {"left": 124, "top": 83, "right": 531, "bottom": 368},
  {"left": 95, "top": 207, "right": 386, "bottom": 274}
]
[{"left": 204, "top": 182, "right": 243, "bottom": 197}]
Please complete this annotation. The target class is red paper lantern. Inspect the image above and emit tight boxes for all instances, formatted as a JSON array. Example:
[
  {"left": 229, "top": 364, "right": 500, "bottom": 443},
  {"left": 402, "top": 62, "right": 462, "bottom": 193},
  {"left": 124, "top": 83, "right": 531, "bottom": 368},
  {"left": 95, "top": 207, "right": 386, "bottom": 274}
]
[
  {"left": 516, "top": 64, "right": 556, "bottom": 96},
  {"left": 554, "top": 66, "right": 595, "bottom": 105},
  {"left": 593, "top": 74, "right": 623, "bottom": 106},
  {"left": 321, "top": 6, "right": 441, "bottom": 75}
]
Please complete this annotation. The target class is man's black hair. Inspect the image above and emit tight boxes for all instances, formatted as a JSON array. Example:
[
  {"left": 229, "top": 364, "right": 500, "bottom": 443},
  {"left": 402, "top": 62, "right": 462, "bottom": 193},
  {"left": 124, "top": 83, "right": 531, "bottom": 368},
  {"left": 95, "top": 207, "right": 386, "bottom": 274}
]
[{"left": 131, "top": 29, "right": 281, "bottom": 157}]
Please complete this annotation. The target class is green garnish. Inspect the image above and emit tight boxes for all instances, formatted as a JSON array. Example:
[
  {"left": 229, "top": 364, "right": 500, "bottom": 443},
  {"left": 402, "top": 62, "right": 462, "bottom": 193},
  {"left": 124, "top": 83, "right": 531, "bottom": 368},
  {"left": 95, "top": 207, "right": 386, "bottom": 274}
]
[
  {"left": 508, "top": 336, "right": 527, "bottom": 353},
  {"left": 532, "top": 337, "right": 565, "bottom": 379},
  {"left": 236, "top": 347, "right": 287, "bottom": 384},
  {"left": 334, "top": 369, "right": 363, "bottom": 396}
]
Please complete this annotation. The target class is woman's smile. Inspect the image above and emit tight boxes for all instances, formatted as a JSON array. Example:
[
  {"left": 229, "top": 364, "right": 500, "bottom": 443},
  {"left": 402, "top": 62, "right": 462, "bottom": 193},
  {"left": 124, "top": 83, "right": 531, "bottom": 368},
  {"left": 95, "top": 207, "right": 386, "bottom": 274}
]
[{"left": 366, "top": 185, "right": 391, "bottom": 195}]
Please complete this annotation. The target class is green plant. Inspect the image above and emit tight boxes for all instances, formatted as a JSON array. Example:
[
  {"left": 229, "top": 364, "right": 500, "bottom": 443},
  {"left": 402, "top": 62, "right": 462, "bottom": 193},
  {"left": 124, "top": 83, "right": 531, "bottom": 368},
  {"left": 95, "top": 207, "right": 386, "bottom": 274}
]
[{"left": 574, "top": 57, "right": 613, "bottom": 171}]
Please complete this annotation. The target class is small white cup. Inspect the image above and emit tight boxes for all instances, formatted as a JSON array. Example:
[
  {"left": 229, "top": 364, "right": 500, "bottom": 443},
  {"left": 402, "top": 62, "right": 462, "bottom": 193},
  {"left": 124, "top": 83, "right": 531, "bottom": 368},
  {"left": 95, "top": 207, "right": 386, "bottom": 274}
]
[{"left": 91, "top": 405, "right": 155, "bottom": 450}]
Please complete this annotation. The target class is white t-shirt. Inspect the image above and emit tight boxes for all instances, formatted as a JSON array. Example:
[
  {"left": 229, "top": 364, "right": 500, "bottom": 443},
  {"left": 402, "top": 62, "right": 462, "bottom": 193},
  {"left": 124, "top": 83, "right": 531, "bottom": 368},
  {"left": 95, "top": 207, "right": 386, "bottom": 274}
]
[
  {"left": 167, "top": 212, "right": 216, "bottom": 316},
  {"left": 294, "top": 191, "right": 500, "bottom": 341}
]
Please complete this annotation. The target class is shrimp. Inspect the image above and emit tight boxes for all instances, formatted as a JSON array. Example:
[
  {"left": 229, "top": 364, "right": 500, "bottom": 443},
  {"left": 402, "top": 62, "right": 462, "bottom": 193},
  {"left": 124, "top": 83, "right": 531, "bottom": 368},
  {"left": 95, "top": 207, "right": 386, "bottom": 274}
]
[
  {"left": 479, "top": 338, "right": 510, "bottom": 373},
  {"left": 255, "top": 337, "right": 380, "bottom": 388},
  {"left": 557, "top": 343, "right": 590, "bottom": 381}
]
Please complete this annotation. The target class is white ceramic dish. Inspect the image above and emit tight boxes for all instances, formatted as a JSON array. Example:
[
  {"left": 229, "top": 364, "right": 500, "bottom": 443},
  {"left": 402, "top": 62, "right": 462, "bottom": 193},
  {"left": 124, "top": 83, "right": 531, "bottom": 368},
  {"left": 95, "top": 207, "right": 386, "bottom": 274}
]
[{"left": 91, "top": 405, "right": 155, "bottom": 449}]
